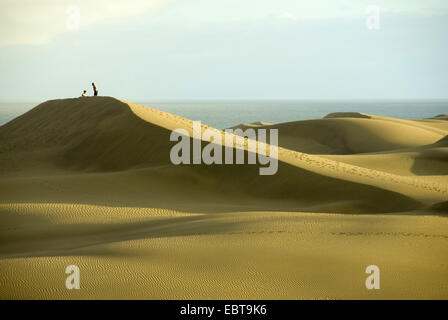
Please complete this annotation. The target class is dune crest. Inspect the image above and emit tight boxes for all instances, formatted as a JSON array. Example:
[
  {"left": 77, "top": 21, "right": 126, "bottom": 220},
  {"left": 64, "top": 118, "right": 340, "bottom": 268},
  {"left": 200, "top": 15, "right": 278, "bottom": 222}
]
[
  {"left": 324, "top": 112, "right": 371, "bottom": 119},
  {"left": 1, "top": 97, "right": 446, "bottom": 204},
  {"left": 122, "top": 98, "right": 448, "bottom": 202}
]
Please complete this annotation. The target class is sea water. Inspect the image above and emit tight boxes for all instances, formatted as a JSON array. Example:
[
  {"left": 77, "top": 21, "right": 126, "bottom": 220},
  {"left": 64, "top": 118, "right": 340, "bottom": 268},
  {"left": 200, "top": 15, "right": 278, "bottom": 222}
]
[{"left": 1, "top": 100, "right": 447, "bottom": 129}]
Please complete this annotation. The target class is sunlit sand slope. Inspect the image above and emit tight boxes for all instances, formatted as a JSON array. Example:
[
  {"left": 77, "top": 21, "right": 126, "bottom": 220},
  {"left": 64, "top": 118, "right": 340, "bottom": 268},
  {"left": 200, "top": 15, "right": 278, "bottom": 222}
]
[{"left": 0, "top": 97, "right": 447, "bottom": 299}]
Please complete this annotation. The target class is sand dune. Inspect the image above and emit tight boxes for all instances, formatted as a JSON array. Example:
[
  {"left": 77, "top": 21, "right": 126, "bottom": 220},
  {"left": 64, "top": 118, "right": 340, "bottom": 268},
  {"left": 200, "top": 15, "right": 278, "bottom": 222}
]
[
  {"left": 1, "top": 97, "right": 447, "bottom": 299},
  {"left": 429, "top": 114, "right": 448, "bottom": 121},
  {"left": 235, "top": 113, "right": 447, "bottom": 155},
  {"left": 229, "top": 113, "right": 447, "bottom": 202}
]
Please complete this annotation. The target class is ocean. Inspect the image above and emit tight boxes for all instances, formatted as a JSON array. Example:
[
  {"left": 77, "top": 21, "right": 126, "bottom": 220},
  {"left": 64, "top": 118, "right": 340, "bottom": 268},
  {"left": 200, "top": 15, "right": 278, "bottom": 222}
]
[{"left": 1, "top": 100, "right": 447, "bottom": 129}]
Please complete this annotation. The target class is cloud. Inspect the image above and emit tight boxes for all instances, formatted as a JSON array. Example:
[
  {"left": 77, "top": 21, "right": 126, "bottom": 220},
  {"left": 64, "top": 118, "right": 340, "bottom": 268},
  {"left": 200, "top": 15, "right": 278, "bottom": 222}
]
[
  {"left": 1, "top": 0, "right": 447, "bottom": 47},
  {"left": 0, "top": 0, "right": 171, "bottom": 46}
]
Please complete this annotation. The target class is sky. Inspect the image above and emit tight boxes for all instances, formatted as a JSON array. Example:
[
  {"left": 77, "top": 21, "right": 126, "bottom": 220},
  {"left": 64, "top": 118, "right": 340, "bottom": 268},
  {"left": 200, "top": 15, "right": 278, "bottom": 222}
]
[{"left": 0, "top": 0, "right": 447, "bottom": 101}]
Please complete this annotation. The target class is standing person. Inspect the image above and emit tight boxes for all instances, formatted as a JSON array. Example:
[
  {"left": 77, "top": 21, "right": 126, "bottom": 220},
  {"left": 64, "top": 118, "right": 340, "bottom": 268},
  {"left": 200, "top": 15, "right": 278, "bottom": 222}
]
[{"left": 92, "top": 82, "right": 98, "bottom": 96}]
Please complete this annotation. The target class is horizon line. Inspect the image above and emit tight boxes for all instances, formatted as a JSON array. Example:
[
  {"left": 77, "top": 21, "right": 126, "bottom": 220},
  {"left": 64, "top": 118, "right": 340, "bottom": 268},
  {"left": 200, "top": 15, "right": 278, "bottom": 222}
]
[{"left": 1, "top": 97, "right": 448, "bottom": 103}]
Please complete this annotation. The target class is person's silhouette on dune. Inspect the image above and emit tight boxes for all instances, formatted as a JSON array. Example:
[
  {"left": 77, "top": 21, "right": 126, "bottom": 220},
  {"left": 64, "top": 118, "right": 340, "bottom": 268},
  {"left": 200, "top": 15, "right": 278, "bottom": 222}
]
[{"left": 92, "top": 83, "right": 98, "bottom": 96}]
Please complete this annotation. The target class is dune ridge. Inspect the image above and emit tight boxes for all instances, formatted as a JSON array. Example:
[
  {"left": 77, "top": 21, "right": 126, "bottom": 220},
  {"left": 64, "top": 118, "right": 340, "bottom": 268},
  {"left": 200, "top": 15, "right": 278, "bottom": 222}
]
[
  {"left": 0, "top": 97, "right": 446, "bottom": 212},
  {"left": 124, "top": 99, "right": 447, "bottom": 202}
]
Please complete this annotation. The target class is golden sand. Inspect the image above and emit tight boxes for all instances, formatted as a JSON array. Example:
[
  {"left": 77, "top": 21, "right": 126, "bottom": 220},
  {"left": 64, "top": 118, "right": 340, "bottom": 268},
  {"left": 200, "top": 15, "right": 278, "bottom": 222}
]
[{"left": 1, "top": 97, "right": 447, "bottom": 299}]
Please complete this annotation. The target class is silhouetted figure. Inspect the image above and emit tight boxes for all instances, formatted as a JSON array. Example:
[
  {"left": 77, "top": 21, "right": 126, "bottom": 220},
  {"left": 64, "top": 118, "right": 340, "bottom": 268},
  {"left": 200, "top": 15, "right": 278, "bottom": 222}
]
[
  {"left": 92, "top": 82, "right": 98, "bottom": 96},
  {"left": 81, "top": 90, "right": 87, "bottom": 97}
]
